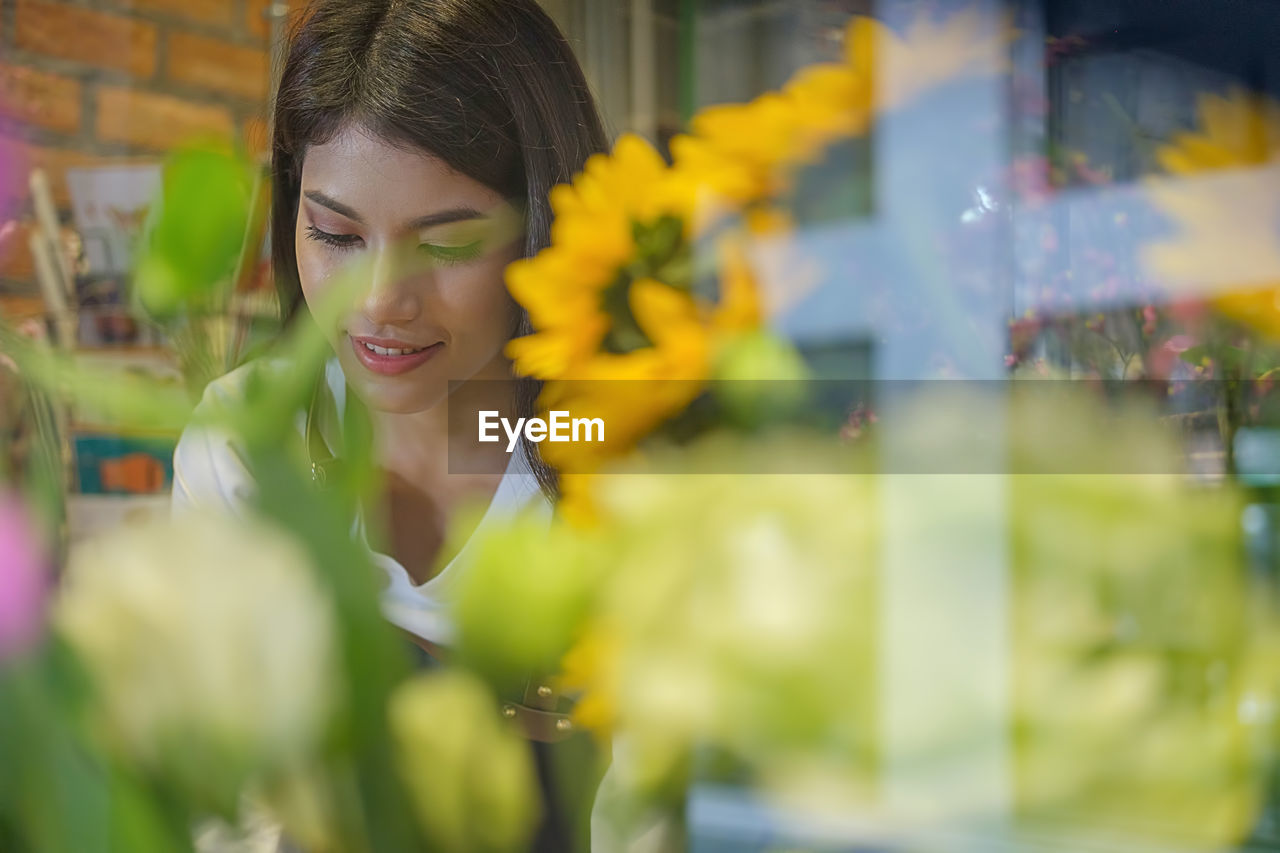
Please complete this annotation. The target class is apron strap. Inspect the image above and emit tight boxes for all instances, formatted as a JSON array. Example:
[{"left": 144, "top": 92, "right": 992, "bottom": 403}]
[{"left": 502, "top": 675, "right": 578, "bottom": 743}]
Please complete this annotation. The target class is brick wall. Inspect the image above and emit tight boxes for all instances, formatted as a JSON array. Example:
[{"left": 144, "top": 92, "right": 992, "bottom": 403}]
[{"left": 0, "top": 0, "right": 292, "bottom": 292}]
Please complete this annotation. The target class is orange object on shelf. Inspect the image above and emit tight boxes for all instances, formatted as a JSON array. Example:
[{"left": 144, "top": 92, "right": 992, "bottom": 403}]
[{"left": 98, "top": 452, "right": 167, "bottom": 494}]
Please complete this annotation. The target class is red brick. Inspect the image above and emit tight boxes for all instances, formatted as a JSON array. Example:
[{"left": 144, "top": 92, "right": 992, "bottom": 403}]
[
  {"left": 0, "top": 222, "right": 36, "bottom": 284},
  {"left": 133, "top": 0, "right": 233, "bottom": 28},
  {"left": 0, "top": 65, "right": 81, "bottom": 135},
  {"left": 95, "top": 86, "right": 234, "bottom": 151},
  {"left": 0, "top": 293, "right": 48, "bottom": 319},
  {"left": 15, "top": 0, "right": 158, "bottom": 79},
  {"left": 167, "top": 31, "right": 269, "bottom": 101}
]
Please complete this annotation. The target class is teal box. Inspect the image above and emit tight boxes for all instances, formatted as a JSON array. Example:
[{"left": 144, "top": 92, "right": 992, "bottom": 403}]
[{"left": 73, "top": 433, "right": 176, "bottom": 495}]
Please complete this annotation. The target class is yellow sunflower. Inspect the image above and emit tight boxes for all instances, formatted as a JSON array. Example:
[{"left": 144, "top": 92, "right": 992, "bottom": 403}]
[
  {"left": 1143, "top": 88, "right": 1280, "bottom": 335},
  {"left": 510, "top": 5, "right": 1016, "bottom": 378},
  {"left": 536, "top": 242, "right": 764, "bottom": 531},
  {"left": 509, "top": 8, "right": 1014, "bottom": 487},
  {"left": 533, "top": 238, "right": 763, "bottom": 476},
  {"left": 866, "top": 8, "right": 1014, "bottom": 111},
  {"left": 669, "top": 9, "right": 1015, "bottom": 217},
  {"left": 1157, "top": 88, "right": 1280, "bottom": 175},
  {"left": 506, "top": 128, "right": 765, "bottom": 480},
  {"left": 554, "top": 472, "right": 604, "bottom": 530},
  {"left": 671, "top": 79, "right": 868, "bottom": 214},
  {"left": 668, "top": 61, "right": 869, "bottom": 220},
  {"left": 505, "top": 133, "right": 697, "bottom": 379}
]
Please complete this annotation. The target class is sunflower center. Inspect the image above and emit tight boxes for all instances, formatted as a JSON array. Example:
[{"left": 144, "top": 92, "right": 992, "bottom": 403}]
[{"left": 599, "top": 215, "right": 692, "bottom": 354}]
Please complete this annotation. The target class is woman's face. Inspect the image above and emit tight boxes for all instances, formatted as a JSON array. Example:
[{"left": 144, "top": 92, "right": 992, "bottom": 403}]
[{"left": 296, "top": 122, "right": 524, "bottom": 414}]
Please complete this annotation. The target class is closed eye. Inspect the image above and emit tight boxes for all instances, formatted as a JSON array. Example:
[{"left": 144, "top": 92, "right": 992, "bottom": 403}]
[
  {"left": 305, "top": 225, "right": 483, "bottom": 265},
  {"left": 304, "top": 225, "right": 362, "bottom": 251},
  {"left": 420, "top": 240, "right": 484, "bottom": 265}
]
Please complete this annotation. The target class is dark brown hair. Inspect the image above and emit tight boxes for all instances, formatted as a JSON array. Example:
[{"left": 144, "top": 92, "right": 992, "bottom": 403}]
[{"left": 271, "top": 0, "right": 608, "bottom": 499}]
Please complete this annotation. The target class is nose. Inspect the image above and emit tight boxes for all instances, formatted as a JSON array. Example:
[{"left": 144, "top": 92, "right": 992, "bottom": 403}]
[{"left": 359, "top": 244, "right": 422, "bottom": 327}]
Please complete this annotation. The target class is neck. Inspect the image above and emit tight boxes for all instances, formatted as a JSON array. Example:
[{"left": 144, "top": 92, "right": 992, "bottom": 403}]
[{"left": 370, "top": 360, "right": 520, "bottom": 480}]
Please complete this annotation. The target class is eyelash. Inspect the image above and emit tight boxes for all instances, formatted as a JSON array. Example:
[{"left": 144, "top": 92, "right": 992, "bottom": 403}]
[
  {"left": 304, "top": 225, "right": 483, "bottom": 266},
  {"left": 304, "top": 225, "right": 360, "bottom": 250}
]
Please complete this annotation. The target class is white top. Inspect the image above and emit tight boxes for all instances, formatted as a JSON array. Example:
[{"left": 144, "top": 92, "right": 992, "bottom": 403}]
[{"left": 170, "top": 358, "right": 553, "bottom": 646}]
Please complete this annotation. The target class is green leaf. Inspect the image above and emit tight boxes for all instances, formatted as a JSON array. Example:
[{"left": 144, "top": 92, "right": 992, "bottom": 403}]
[{"left": 134, "top": 145, "right": 254, "bottom": 319}]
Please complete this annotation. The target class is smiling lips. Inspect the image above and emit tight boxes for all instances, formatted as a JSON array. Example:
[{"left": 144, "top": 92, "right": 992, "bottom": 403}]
[{"left": 350, "top": 335, "right": 444, "bottom": 375}]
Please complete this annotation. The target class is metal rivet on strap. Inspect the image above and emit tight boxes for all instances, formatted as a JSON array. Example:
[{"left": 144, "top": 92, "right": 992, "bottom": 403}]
[
  {"left": 536, "top": 685, "right": 553, "bottom": 699},
  {"left": 501, "top": 704, "right": 517, "bottom": 719},
  {"left": 555, "top": 718, "right": 573, "bottom": 732}
]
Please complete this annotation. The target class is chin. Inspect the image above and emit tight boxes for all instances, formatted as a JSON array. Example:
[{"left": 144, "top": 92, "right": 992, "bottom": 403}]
[
  {"left": 350, "top": 378, "right": 447, "bottom": 415},
  {"left": 333, "top": 352, "right": 444, "bottom": 414}
]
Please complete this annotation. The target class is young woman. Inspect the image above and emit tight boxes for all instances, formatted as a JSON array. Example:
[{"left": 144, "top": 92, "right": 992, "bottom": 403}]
[{"left": 171, "top": 0, "right": 610, "bottom": 848}]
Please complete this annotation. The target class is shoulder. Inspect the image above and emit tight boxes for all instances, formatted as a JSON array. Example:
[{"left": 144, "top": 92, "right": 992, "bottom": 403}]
[
  {"left": 170, "top": 359, "right": 294, "bottom": 517},
  {"left": 192, "top": 357, "right": 304, "bottom": 411}
]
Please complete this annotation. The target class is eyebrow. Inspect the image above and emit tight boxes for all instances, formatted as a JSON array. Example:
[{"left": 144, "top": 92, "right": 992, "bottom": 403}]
[{"left": 302, "top": 190, "right": 488, "bottom": 230}]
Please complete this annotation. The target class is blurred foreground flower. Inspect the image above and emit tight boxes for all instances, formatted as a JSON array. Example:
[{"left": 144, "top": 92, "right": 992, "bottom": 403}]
[
  {"left": 451, "top": 437, "right": 883, "bottom": 844},
  {"left": 712, "top": 327, "right": 812, "bottom": 422},
  {"left": 1012, "top": 473, "right": 1280, "bottom": 847},
  {"left": 453, "top": 510, "right": 604, "bottom": 692},
  {"left": 883, "top": 388, "right": 1280, "bottom": 844},
  {"left": 389, "top": 670, "right": 539, "bottom": 853},
  {"left": 556, "top": 437, "right": 880, "bottom": 800},
  {"left": 0, "top": 492, "right": 48, "bottom": 662},
  {"left": 55, "top": 512, "right": 337, "bottom": 813},
  {"left": 454, "top": 390, "right": 1280, "bottom": 847}
]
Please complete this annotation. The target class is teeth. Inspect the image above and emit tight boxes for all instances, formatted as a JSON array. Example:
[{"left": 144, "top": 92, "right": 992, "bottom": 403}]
[{"left": 363, "top": 341, "right": 428, "bottom": 356}]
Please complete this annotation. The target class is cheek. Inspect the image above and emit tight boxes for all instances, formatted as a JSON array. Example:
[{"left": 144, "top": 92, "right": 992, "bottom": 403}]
[{"left": 436, "top": 257, "right": 518, "bottom": 342}]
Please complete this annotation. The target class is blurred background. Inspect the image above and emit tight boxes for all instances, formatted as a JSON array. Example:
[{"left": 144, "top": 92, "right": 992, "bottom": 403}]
[{"left": 9, "top": 1, "right": 1280, "bottom": 851}]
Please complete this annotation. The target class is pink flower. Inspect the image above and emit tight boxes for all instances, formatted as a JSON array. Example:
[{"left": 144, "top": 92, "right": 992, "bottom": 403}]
[
  {"left": 1142, "top": 305, "right": 1158, "bottom": 336},
  {"left": 840, "top": 404, "right": 878, "bottom": 443},
  {"left": 0, "top": 493, "right": 49, "bottom": 661},
  {"left": 1073, "top": 159, "right": 1112, "bottom": 186}
]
